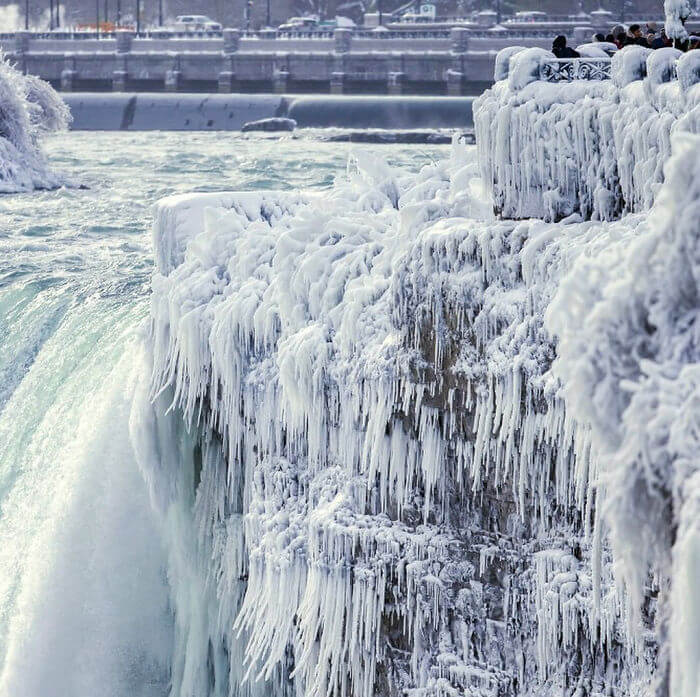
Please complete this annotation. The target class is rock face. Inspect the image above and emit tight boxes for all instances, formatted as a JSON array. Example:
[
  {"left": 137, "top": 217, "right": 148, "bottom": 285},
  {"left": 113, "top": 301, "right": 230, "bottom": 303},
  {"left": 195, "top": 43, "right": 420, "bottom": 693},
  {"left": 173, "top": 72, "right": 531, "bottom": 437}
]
[{"left": 137, "top": 46, "right": 700, "bottom": 697}]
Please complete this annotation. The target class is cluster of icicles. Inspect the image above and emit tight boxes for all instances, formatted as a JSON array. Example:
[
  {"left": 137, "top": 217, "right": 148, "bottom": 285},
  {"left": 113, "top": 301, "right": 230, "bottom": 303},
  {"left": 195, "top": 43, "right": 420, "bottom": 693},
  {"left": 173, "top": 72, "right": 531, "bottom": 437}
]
[
  {"left": 134, "top": 55, "right": 700, "bottom": 697},
  {"left": 475, "top": 45, "right": 700, "bottom": 222},
  {"left": 0, "top": 52, "right": 70, "bottom": 192}
]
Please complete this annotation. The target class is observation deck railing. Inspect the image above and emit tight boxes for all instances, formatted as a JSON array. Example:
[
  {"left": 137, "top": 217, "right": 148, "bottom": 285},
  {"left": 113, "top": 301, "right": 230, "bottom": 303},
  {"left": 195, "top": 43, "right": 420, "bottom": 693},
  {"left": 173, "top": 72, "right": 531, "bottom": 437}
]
[{"left": 540, "top": 57, "right": 612, "bottom": 82}]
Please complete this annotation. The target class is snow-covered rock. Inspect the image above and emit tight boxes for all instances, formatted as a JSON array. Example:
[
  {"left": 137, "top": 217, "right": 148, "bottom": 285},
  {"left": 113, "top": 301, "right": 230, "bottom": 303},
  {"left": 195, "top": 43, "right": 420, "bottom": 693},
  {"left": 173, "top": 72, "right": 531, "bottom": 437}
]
[{"left": 0, "top": 54, "right": 70, "bottom": 193}]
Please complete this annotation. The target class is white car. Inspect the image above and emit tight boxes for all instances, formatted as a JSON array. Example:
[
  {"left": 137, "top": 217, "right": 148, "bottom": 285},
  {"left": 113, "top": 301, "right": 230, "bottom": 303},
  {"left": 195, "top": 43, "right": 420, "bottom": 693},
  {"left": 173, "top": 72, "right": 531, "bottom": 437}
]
[
  {"left": 172, "top": 15, "right": 222, "bottom": 32},
  {"left": 278, "top": 17, "right": 318, "bottom": 32}
]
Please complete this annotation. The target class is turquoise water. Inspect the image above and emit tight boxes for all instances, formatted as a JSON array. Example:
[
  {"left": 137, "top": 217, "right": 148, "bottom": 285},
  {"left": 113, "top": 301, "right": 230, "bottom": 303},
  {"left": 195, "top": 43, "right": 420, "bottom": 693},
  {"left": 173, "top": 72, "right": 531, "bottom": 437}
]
[{"left": 0, "top": 131, "right": 447, "bottom": 697}]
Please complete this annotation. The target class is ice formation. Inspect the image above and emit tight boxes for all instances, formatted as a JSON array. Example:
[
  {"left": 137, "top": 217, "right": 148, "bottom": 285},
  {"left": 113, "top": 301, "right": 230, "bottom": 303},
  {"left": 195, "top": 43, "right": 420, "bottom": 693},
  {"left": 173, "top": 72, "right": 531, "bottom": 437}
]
[
  {"left": 664, "top": 0, "right": 693, "bottom": 40},
  {"left": 137, "top": 45, "right": 700, "bottom": 697},
  {"left": 474, "top": 47, "right": 700, "bottom": 222},
  {"left": 0, "top": 53, "right": 70, "bottom": 192}
]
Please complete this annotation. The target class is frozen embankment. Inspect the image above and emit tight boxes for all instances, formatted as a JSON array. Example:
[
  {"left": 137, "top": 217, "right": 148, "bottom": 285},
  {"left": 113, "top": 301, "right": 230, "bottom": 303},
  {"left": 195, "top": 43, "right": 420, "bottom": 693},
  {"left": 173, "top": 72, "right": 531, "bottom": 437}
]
[
  {"left": 0, "top": 54, "right": 70, "bottom": 192},
  {"left": 136, "top": 46, "right": 700, "bottom": 697}
]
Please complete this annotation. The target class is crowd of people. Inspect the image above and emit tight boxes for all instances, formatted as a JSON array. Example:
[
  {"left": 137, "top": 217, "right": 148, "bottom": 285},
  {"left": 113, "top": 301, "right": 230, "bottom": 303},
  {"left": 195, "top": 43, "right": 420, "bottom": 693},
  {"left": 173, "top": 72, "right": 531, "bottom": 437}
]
[{"left": 551, "top": 23, "right": 700, "bottom": 59}]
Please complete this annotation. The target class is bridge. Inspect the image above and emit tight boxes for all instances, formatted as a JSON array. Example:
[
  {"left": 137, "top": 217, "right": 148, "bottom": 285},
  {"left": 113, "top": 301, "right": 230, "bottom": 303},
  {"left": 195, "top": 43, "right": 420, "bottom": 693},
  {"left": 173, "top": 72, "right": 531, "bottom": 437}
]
[{"left": 0, "top": 23, "right": 614, "bottom": 95}]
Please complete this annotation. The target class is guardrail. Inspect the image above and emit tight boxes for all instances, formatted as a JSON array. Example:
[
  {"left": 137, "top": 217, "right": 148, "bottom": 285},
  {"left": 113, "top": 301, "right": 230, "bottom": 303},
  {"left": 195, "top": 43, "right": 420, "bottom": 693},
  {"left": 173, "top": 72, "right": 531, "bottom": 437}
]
[{"left": 540, "top": 57, "right": 612, "bottom": 81}]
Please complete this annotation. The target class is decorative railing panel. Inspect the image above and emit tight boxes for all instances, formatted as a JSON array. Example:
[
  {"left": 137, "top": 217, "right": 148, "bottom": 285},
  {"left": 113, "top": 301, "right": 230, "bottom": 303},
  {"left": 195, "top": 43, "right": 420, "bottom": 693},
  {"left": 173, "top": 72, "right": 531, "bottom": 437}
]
[{"left": 540, "top": 58, "right": 612, "bottom": 82}]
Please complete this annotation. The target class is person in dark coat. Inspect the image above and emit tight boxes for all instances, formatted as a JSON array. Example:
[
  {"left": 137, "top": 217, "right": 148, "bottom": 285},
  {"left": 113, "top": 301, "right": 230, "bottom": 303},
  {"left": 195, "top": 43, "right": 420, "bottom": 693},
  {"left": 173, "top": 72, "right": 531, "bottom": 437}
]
[
  {"left": 651, "top": 29, "right": 670, "bottom": 48},
  {"left": 610, "top": 25, "right": 627, "bottom": 48},
  {"left": 552, "top": 35, "right": 580, "bottom": 58},
  {"left": 628, "top": 24, "right": 649, "bottom": 46}
]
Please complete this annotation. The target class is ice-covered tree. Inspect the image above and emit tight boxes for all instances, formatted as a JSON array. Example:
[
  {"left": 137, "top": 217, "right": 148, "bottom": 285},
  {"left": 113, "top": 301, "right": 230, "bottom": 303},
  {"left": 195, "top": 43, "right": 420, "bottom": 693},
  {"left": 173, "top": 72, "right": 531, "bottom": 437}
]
[{"left": 664, "top": 0, "right": 692, "bottom": 39}]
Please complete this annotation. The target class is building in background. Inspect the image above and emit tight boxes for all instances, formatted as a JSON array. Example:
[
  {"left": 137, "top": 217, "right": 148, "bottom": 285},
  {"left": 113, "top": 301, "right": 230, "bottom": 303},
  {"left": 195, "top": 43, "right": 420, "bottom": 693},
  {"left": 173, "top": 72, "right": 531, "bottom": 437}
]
[{"left": 0, "top": 0, "right": 685, "bottom": 30}]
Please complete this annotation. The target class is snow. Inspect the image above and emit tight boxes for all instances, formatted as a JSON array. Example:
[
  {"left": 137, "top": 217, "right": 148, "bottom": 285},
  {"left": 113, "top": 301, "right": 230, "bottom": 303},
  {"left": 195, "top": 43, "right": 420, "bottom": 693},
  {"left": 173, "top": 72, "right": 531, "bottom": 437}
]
[
  {"left": 0, "top": 53, "right": 70, "bottom": 193},
  {"left": 574, "top": 42, "right": 615, "bottom": 58},
  {"left": 137, "top": 43, "right": 700, "bottom": 697}
]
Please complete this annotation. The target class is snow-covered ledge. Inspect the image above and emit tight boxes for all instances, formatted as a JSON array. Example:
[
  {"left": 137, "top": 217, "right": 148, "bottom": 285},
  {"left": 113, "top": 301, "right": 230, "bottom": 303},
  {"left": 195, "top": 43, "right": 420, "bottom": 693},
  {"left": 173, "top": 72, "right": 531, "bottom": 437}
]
[{"left": 475, "top": 45, "right": 700, "bottom": 221}]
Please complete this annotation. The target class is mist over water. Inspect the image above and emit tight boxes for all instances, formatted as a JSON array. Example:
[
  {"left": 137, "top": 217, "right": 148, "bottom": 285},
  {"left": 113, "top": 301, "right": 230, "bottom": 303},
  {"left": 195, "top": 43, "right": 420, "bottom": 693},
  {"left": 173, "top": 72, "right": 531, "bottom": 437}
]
[{"left": 0, "top": 131, "right": 447, "bottom": 697}]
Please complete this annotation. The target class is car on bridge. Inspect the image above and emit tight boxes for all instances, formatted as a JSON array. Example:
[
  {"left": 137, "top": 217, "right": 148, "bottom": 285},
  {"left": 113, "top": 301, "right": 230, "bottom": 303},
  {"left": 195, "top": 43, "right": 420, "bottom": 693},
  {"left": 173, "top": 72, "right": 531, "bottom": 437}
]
[
  {"left": 170, "top": 15, "right": 222, "bottom": 32},
  {"left": 278, "top": 17, "right": 320, "bottom": 32}
]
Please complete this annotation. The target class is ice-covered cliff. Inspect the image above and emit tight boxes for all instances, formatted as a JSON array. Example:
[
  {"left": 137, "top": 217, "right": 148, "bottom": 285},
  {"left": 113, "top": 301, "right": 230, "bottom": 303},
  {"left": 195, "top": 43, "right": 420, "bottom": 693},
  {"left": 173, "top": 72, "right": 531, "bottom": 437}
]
[
  {"left": 0, "top": 53, "right": 70, "bottom": 192},
  {"left": 137, "top": 47, "right": 700, "bottom": 697}
]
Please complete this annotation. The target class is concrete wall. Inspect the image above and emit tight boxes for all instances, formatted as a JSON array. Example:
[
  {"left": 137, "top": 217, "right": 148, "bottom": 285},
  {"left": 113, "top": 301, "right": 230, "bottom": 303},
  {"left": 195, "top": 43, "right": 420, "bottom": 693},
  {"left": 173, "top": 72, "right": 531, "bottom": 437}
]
[{"left": 63, "top": 92, "right": 475, "bottom": 130}]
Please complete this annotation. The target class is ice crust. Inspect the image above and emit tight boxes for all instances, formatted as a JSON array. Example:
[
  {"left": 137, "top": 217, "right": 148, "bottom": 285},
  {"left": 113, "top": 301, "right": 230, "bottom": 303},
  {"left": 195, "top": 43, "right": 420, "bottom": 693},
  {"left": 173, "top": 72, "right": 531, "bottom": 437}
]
[
  {"left": 474, "top": 46, "right": 700, "bottom": 222},
  {"left": 0, "top": 53, "right": 70, "bottom": 193},
  {"left": 137, "top": 48, "right": 700, "bottom": 697}
]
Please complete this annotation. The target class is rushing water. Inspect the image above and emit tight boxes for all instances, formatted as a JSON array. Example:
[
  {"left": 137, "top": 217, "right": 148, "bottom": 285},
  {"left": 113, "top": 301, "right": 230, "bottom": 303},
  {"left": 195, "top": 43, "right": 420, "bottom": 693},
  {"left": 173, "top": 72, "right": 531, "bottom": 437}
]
[{"left": 0, "top": 131, "right": 447, "bottom": 697}]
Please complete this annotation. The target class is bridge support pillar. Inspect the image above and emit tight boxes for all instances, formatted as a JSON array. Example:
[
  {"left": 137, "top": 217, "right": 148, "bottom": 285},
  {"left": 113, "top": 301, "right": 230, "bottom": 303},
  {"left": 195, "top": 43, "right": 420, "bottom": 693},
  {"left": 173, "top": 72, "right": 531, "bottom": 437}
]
[
  {"left": 334, "top": 28, "right": 352, "bottom": 54},
  {"left": 330, "top": 71, "right": 346, "bottom": 94},
  {"left": 451, "top": 27, "right": 470, "bottom": 53},
  {"left": 387, "top": 55, "right": 404, "bottom": 95},
  {"left": 223, "top": 28, "right": 240, "bottom": 54},
  {"left": 448, "top": 30, "right": 469, "bottom": 96},
  {"left": 218, "top": 56, "right": 236, "bottom": 92},
  {"left": 165, "top": 55, "right": 181, "bottom": 91},
  {"left": 446, "top": 69, "right": 464, "bottom": 96},
  {"left": 331, "top": 50, "right": 347, "bottom": 94},
  {"left": 14, "top": 31, "right": 30, "bottom": 55},
  {"left": 273, "top": 70, "right": 289, "bottom": 94},
  {"left": 112, "top": 54, "right": 127, "bottom": 91},
  {"left": 61, "top": 55, "right": 77, "bottom": 91},
  {"left": 218, "top": 71, "right": 235, "bottom": 92},
  {"left": 388, "top": 72, "right": 405, "bottom": 95},
  {"left": 165, "top": 70, "right": 181, "bottom": 91},
  {"left": 116, "top": 30, "right": 134, "bottom": 53}
]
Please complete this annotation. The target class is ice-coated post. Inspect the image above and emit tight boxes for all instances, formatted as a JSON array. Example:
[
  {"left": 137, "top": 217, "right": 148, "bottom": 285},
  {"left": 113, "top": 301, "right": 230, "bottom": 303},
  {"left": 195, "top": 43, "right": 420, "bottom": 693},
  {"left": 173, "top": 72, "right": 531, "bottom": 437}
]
[
  {"left": 14, "top": 31, "right": 31, "bottom": 54},
  {"left": 223, "top": 28, "right": 240, "bottom": 54},
  {"left": 451, "top": 27, "right": 470, "bottom": 53},
  {"left": 334, "top": 28, "right": 352, "bottom": 54}
]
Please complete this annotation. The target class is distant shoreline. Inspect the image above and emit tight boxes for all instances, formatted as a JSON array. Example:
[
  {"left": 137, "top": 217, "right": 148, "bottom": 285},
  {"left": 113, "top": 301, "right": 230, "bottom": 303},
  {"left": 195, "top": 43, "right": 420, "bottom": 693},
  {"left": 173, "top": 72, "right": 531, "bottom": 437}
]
[{"left": 63, "top": 93, "right": 475, "bottom": 131}]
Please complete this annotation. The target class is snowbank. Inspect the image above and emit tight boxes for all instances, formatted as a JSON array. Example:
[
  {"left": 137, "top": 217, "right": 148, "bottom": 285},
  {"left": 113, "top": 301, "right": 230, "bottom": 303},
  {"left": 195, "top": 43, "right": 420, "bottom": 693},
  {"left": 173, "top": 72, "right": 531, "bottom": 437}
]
[
  {"left": 0, "top": 54, "right": 70, "bottom": 193},
  {"left": 474, "top": 46, "right": 700, "bottom": 221}
]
